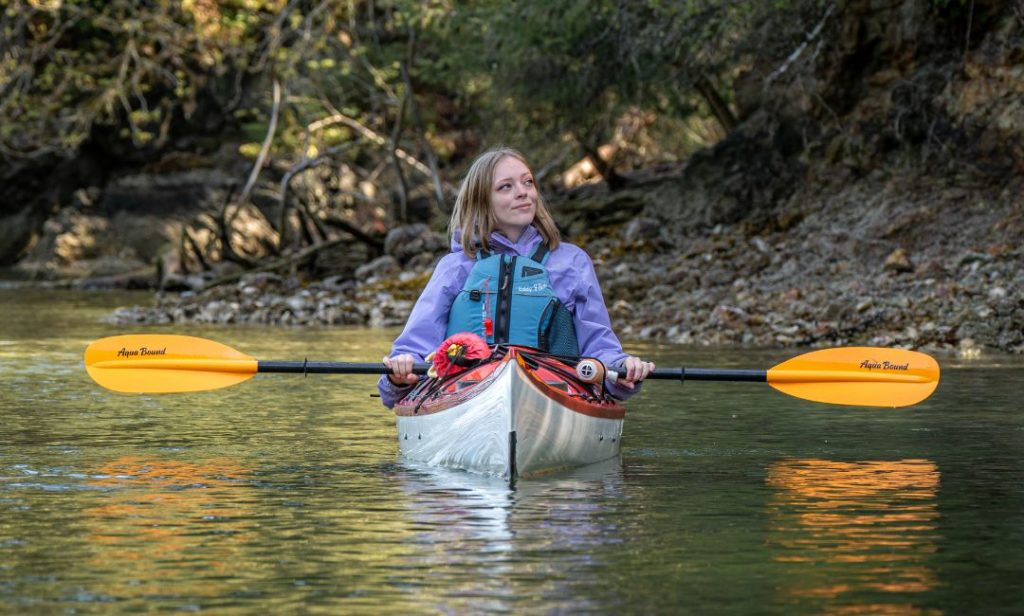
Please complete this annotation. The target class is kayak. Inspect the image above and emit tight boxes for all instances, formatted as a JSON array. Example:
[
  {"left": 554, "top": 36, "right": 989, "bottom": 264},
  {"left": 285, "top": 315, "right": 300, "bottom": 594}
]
[{"left": 394, "top": 346, "right": 625, "bottom": 480}]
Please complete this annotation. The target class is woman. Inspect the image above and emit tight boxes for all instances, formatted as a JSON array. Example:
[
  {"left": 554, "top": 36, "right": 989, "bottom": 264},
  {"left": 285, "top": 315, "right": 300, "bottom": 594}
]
[{"left": 378, "top": 147, "right": 654, "bottom": 407}]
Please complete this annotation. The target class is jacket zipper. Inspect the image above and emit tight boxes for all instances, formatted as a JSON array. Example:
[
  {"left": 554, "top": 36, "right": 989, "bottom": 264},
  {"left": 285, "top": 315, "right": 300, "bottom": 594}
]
[{"left": 494, "top": 255, "right": 516, "bottom": 343}]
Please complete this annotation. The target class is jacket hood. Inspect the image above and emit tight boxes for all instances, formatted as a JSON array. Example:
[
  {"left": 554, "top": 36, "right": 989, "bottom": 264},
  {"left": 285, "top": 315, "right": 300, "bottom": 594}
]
[{"left": 449, "top": 225, "right": 543, "bottom": 256}]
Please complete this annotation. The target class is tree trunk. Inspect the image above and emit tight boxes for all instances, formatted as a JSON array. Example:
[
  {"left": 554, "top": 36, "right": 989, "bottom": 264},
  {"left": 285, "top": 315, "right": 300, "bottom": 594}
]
[
  {"left": 695, "top": 75, "right": 739, "bottom": 134},
  {"left": 579, "top": 138, "right": 625, "bottom": 189}
]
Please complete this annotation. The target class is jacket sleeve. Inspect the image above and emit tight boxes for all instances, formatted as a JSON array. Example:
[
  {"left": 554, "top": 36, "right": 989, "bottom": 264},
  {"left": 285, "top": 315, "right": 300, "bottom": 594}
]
[
  {"left": 567, "top": 249, "right": 642, "bottom": 401},
  {"left": 377, "top": 374, "right": 416, "bottom": 409},
  {"left": 376, "top": 254, "right": 467, "bottom": 408}
]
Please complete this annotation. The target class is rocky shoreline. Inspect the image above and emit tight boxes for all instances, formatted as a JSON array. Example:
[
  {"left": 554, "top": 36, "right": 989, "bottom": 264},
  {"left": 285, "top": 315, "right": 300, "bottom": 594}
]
[
  {"left": 595, "top": 229, "right": 1021, "bottom": 358},
  {"left": 109, "top": 265, "right": 420, "bottom": 330},
  {"left": 108, "top": 194, "right": 1024, "bottom": 358}
]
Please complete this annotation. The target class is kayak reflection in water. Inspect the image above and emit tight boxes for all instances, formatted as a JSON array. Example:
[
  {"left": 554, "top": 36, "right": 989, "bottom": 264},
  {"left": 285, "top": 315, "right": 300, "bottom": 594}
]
[{"left": 378, "top": 146, "right": 654, "bottom": 408}]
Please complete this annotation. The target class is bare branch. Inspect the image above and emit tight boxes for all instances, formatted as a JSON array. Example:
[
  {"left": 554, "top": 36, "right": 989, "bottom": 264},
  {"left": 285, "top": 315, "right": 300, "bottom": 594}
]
[
  {"left": 307, "top": 110, "right": 454, "bottom": 191},
  {"left": 695, "top": 75, "right": 738, "bottom": 132},
  {"left": 401, "top": 35, "right": 447, "bottom": 212},
  {"left": 277, "top": 143, "right": 363, "bottom": 248},
  {"left": 239, "top": 79, "right": 282, "bottom": 206},
  {"left": 534, "top": 147, "right": 572, "bottom": 184},
  {"left": 765, "top": 4, "right": 836, "bottom": 85},
  {"left": 321, "top": 212, "right": 385, "bottom": 251},
  {"left": 182, "top": 224, "right": 210, "bottom": 271},
  {"left": 389, "top": 69, "right": 411, "bottom": 222}
]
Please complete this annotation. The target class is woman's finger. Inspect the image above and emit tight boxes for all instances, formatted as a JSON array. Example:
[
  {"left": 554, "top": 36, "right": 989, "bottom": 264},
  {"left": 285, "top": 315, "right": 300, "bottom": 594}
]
[
  {"left": 617, "top": 357, "right": 655, "bottom": 384},
  {"left": 384, "top": 354, "right": 419, "bottom": 384}
]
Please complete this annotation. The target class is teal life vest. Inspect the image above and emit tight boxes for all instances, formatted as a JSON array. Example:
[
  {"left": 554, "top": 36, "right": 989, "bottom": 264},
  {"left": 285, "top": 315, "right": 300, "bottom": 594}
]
[{"left": 446, "top": 244, "right": 579, "bottom": 355}]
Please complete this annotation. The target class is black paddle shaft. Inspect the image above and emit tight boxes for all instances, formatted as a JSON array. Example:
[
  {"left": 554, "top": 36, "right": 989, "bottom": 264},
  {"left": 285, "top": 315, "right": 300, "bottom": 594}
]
[
  {"left": 258, "top": 361, "right": 431, "bottom": 375},
  {"left": 259, "top": 361, "right": 765, "bottom": 382},
  {"left": 646, "top": 368, "right": 767, "bottom": 382}
]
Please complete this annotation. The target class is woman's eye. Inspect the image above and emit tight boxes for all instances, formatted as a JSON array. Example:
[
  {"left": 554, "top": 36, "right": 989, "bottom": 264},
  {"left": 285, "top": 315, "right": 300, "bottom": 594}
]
[{"left": 524, "top": 179, "right": 534, "bottom": 186}]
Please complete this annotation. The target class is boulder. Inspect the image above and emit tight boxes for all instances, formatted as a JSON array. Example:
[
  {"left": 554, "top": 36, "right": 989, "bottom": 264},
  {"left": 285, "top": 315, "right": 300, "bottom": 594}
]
[{"left": 384, "top": 223, "right": 448, "bottom": 264}]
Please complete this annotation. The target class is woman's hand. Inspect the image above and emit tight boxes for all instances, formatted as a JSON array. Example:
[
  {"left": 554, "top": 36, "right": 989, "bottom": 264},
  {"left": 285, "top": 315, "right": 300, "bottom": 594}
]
[
  {"left": 615, "top": 356, "right": 655, "bottom": 390},
  {"left": 383, "top": 354, "right": 420, "bottom": 386}
]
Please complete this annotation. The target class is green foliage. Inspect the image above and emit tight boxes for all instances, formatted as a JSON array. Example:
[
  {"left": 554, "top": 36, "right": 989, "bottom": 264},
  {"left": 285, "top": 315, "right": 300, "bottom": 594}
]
[
  {"left": 416, "top": 1, "right": 752, "bottom": 164},
  {"left": 0, "top": 0, "right": 841, "bottom": 181},
  {"left": 0, "top": 0, "right": 288, "bottom": 158}
]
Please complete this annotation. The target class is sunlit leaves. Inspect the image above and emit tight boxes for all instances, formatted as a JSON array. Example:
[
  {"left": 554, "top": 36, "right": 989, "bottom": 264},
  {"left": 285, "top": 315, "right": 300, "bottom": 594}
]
[
  {"left": 238, "top": 142, "right": 263, "bottom": 159},
  {"left": 27, "top": 0, "right": 62, "bottom": 10}
]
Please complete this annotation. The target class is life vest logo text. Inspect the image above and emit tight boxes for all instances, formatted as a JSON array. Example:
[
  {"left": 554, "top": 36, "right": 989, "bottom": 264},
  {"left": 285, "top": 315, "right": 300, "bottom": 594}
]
[{"left": 517, "top": 282, "right": 549, "bottom": 293}]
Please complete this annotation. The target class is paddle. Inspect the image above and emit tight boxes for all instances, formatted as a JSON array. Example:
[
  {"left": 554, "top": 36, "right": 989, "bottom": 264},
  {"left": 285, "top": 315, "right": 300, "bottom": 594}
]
[
  {"left": 614, "top": 346, "right": 940, "bottom": 407},
  {"left": 84, "top": 334, "right": 939, "bottom": 407}
]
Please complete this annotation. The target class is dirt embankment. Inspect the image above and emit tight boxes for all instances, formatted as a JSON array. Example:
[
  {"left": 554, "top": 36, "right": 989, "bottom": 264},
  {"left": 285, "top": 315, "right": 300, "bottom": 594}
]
[
  {"left": 573, "top": 168, "right": 1022, "bottom": 356},
  {"left": 553, "top": 3, "right": 1024, "bottom": 356}
]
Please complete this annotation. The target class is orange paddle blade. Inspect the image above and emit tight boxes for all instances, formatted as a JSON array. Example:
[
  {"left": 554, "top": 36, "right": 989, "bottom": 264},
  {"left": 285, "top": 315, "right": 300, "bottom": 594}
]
[
  {"left": 767, "top": 347, "right": 940, "bottom": 407},
  {"left": 85, "top": 334, "right": 258, "bottom": 393}
]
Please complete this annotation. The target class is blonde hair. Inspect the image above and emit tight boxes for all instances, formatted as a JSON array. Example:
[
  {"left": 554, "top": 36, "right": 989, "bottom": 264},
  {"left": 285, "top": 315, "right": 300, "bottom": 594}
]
[{"left": 448, "top": 147, "right": 561, "bottom": 257}]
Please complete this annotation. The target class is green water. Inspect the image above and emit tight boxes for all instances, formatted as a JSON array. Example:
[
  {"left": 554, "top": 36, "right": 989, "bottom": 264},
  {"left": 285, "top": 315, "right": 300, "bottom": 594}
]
[{"left": 1, "top": 289, "right": 1022, "bottom": 614}]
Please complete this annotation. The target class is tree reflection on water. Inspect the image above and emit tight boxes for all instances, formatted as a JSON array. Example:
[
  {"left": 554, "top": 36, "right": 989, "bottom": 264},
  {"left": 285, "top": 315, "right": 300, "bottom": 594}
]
[
  {"left": 766, "top": 458, "right": 940, "bottom": 614},
  {"left": 85, "top": 456, "right": 253, "bottom": 602}
]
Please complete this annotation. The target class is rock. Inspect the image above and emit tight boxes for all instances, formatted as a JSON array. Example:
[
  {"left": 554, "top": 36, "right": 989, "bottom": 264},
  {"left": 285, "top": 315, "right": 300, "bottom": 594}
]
[
  {"left": 884, "top": 248, "right": 915, "bottom": 273},
  {"left": 286, "top": 295, "right": 311, "bottom": 313},
  {"left": 621, "top": 217, "right": 663, "bottom": 242},
  {"left": 239, "top": 271, "right": 286, "bottom": 291},
  {"left": 405, "top": 251, "right": 442, "bottom": 271},
  {"left": 160, "top": 273, "right": 195, "bottom": 292},
  {"left": 711, "top": 304, "right": 748, "bottom": 329},
  {"left": 355, "top": 255, "right": 399, "bottom": 282},
  {"left": 751, "top": 236, "right": 771, "bottom": 254},
  {"left": 322, "top": 275, "right": 355, "bottom": 292},
  {"left": 958, "top": 338, "right": 982, "bottom": 359},
  {"left": 957, "top": 251, "right": 990, "bottom": 267},
  {"left": 210, "top": 260, "right": 245, "bottom": 279},
  {"left": 384, "top": 224, "right": 447, "bottom": 264}
]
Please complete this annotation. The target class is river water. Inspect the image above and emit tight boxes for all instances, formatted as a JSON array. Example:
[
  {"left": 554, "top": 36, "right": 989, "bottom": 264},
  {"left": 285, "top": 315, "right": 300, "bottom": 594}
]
[{"left": 1, "top": 288, "right": 1022, "bottom": 614}]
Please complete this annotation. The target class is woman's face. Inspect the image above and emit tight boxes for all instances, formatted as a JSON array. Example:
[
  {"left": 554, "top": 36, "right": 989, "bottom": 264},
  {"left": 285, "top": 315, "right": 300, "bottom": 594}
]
[{"left": 489, "top": 156, "right": 537, "bottom": 241}]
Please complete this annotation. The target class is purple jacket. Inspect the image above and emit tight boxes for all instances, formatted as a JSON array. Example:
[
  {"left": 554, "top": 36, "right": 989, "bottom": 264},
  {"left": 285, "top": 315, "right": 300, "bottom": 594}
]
[{"left": 377, "top": 225, "right": 637, "bottom": 407}]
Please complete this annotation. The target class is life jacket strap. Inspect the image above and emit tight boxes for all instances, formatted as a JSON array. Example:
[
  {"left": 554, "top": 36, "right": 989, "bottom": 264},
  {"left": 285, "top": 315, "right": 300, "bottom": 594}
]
[{"left": 530, "top": 243, "right": 549, "bottom": 263}]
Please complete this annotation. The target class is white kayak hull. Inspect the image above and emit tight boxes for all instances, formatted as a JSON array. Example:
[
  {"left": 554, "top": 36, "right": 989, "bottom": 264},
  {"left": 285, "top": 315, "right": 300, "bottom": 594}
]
[{"left": 395, "top": 354, "right": 625, "bottom": 480}]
